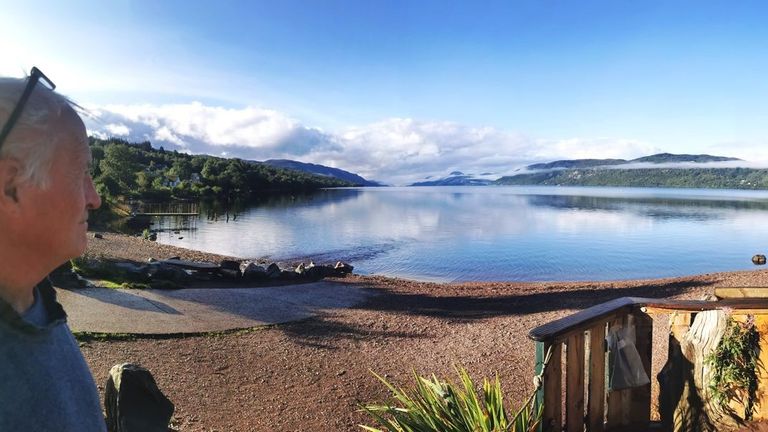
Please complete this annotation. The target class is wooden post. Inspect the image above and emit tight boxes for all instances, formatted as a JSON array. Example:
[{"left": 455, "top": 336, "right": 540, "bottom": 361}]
[
  {"left": 566, "top": 332, "right": 585, "bottom": 432},
  {"left": 629, "top": 311, "right": 653, "bottom": 426},
  {"left": 536, "top": 341, "right": 562, "bottom": 432},
  {"left": 587, "top": 323, "right": 606, "bottom": 432}
]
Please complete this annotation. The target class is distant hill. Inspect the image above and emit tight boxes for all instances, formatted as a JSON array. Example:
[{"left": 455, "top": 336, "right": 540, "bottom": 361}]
[
  {"left": 525, "top": 153, "right": 741, "bottom": 171},
  {"left": 411, "top": 174, "right": 494, "bottom": 186},
  {"left": 629, "top": 153, "right": 740, "bottom": 164},
  {"left": 527, "top": 158, "right": 626, "bottom": 170},
  {"left": 263, "top": 159, "right": 380, "bottom": 186},
  {"left": 498, "top": 153, "right": 756, "bottom": 189},
  {"left": 497, "top": 168, "right": 768, "bottom": 189}
]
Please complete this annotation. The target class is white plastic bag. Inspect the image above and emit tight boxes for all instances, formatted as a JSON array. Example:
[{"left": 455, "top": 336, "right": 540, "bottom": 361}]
[{"left": 607, "top": 323, "right": 650, "bottom": 390}]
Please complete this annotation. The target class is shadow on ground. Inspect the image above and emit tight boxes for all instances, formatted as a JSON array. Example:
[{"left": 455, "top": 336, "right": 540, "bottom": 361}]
[{"left": 275, "top": 278, "right": 717, "bottom": 348}]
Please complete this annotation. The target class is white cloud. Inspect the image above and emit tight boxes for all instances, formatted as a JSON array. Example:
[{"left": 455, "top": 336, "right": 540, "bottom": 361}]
[
  {"left": 84, "top": 101, "right": 740, "bottom": 185},
  {"left": 104, "top": 123, "right": 130, "bottom": 136}
]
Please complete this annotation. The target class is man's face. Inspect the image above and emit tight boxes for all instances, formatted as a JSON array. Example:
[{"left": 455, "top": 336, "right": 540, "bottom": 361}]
[{"left": 18, "top": 108, "right": 102, "bottom": 263}]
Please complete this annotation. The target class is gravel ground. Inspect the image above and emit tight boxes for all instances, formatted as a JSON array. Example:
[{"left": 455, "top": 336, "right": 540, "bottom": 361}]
[{"left": 78, "top": 231, "right": 768, "bottom": 431}]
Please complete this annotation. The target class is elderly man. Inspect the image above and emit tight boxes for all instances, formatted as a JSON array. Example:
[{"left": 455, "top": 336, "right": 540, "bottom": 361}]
[{"left": 0, "top": 68, "right": 105, "bottom": 431}]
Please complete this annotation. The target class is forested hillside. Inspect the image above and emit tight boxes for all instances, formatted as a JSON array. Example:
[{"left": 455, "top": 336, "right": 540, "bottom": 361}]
[
  {"left": 89, "top": 138, "right": 353, "bottom": 202},
  {"left": 496, "top": 168, "right": 768, "bottom": 189}
]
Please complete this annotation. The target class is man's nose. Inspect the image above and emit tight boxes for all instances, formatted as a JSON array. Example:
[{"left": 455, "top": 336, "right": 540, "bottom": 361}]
[{"left": 86, "top": 176, "right": 101, "bottom": 210}]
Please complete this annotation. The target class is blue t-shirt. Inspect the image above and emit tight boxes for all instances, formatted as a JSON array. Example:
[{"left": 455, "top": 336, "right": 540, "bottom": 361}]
[{"left": 0, "top": 279, "right": 106, "bottom": 431}]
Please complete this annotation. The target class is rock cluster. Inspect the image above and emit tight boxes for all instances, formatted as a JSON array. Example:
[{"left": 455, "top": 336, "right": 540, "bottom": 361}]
[
  {"left": 70, "top": 257, "right": 355, "bottom": 289},
  {"left": 231, "top": 260, "right": 354, "bottom": 282}
]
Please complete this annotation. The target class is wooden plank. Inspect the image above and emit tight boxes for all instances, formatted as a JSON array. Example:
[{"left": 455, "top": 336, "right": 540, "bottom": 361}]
[
  {"left": 587, "top": 323, "right": 606, "bottom": 432},
  {"left": 541, "top": 342, "right": 562, "bottom": 432},
  {"left": 535, "top": 342, "right": 546, "bottom": 432},
  {"left": 753, "top": 314, "right": 768, "bottom": 420},
  {"left": 606, "top": 317, "right": 627, "bottom": 429},
  {"left": 628, "top": 312, "right": 653, "bottom": 425},
  {"left": 566, "top": 332, "right": 586, "bottom": 432},
  {"left": 715, "top": 287, "right": 768, "bottom": 299}
]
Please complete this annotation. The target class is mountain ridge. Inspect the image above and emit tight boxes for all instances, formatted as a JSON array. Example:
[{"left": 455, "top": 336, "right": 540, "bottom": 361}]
[{"left": 261, "top": 159, "right": 380, "bottom": 186}]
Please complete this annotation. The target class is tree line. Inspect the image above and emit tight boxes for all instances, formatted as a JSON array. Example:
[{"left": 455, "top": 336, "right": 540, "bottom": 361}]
[{"left": 90, "top": 137, "right": 352, "bottom": 202}]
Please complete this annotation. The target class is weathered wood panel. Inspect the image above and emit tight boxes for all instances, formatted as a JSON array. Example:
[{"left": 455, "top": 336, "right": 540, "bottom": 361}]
[
  {"left": 566, "top": 332, "right": 585, "bottom": 432},
  {"left": 587, "top": 323, "right": 606, "bottom": 432},
  {"left": 628, "top": 311, "right": 653, "bottom": 426},
  {"left": 537, "top": 341, "right": 562, "bottom": 432},
  {"left": 606, "top": 317, "right": 627, "bottom": 429},
  {"left": 543, "top": 342, "right": 563, "bottom": 432},
  {"left": 714, "top": 287, "right": 768, "bottom": 299}
]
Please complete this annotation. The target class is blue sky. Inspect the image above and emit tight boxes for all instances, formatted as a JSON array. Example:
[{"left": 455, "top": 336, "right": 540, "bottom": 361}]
[{"left": 1, "top": 1, "right": 767, "bottom": 184}]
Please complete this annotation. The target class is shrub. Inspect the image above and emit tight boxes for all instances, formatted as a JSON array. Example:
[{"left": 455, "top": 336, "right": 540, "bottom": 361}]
[
  {"left": 360, "top": 367, "right": 541, "bottom": 432},
  {"left": 707, "top": 315, "right": 761, "bottom": 420}
]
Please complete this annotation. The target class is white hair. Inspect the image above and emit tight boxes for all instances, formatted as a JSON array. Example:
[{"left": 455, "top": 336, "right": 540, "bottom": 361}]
[{"left": 0, "top": 76, "right": 77, "bottom": 187}]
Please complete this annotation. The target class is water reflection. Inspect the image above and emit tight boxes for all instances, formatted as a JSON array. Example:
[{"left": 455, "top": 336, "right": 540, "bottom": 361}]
[{"left": 155, "top": 187, "right": 768, "bottom": 282}]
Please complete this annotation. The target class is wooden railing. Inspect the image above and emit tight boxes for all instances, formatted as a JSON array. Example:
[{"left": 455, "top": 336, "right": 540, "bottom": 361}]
[{"left": 528, "top": 296, "right": 768, "bottom": 432}]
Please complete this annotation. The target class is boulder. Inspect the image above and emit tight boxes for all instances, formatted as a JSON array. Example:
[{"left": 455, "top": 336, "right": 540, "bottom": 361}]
[
  {"left": 220, "top": 260, "right": 241, "bottom": 271},
  {"left": 105, "top": 363, "right": 174, "bottom": 432},
  {"left": 266, "top": 263, "right": 282, "bottom": 279},
  {"left": 295, "top": 263, "right": 306, "bottom": 275},
  {"left": 92, "top": 232, "right": 103, "bottom": 239},
  {"left": 304, "top": 262, "right": 325, "bottom": 280},
  {"left": 753, "top": 254, "right": 766, "bottom": 265},
  {"left": 147, "top": 232, "right": 157, "bottom": 241},
  {"left": 280, "top": 270, "right": 298, "bottom": 280},
  {"left": 334, "top": 261, "right": 354, "bottom": 275},
  {"left": 240, "top": 262, "right": 267, "bottom": 281},
  {"left": 219, "top": 268, "right": 240, "bottom": 280},
  {"left": 114, "top": 262, "right": 149, "bottom": 278},
  {"left": 146, "top": 263, "right": 190, "bottom": 284}
]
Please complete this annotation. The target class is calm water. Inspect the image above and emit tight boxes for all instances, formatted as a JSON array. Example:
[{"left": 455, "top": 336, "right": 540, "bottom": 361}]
[{"left": 153, "top": 186, "right": 768, "bottom": 282}]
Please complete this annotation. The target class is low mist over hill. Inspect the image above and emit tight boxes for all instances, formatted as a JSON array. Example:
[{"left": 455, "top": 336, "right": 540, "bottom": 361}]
[{"left": 497, "top": 153, "right": 765, "bottom": 189}]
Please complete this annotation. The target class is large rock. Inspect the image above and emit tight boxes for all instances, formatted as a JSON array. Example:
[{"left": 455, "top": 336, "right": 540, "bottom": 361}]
[
  {"left": 240, "top": 262, "right": 267, "bottom": 281},
  {"left": 220, "top": 260, "right": 241, "bottom": 272},
  {"left": 295, "top": 263, "right": 306, "bottom": 275},
  {"left": 146, "top": 263, "right": 190, "bottom": 284},
  {"left": 219, "top": 268, "right": 240, "bottom": 280},
  {"left": 752, "top": 254, "right": 766, "bottom": 265},
  {"left": 334, "top": 261, "right": 354, "bottom": 275},
  {"left": 304, "top": 262, "right": 326, "bottom": 280},
  {"left": 114, "top": 262, "right": 149, "bottom": 279},
  {"left": 104, "top": 363, "right": 174, "bottom": 432},
  {"left": 266, "top": 263, "right": 282, "bottom": 279}
]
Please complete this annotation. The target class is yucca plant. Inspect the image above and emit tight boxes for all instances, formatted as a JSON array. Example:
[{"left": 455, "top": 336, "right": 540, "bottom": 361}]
[{"left": 359, "top": 367, "right": 541, "bottom": 432}]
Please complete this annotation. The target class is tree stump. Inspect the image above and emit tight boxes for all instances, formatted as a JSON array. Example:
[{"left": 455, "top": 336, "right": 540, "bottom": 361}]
[{"left": 659, "top": 310, "right": 744, "bottom": 431}]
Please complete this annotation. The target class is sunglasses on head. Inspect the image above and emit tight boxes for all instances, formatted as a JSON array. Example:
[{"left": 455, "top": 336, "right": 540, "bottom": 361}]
[{"left": 0, "top": 67, "right": 56, "bottom": 151}]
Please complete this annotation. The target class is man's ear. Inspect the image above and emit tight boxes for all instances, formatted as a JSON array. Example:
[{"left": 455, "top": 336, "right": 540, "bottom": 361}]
[{"left": 0, "top": 158, "right": 22, "bottom": 209}]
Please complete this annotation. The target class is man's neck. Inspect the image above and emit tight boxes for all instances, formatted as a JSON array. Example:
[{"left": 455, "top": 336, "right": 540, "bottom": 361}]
[{"left": 0, "top": 243, "right": 51, "bottom": 314}]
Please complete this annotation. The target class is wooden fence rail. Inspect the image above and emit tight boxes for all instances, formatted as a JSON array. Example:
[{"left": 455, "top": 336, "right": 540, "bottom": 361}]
[{"left": 529, "top": 296, "right": 768, "bottom": 432}]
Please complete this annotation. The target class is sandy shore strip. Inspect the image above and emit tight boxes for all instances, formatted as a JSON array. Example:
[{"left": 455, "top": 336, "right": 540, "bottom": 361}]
[{"left": 78, "top": 231, "right": 768, "bottom": 431}]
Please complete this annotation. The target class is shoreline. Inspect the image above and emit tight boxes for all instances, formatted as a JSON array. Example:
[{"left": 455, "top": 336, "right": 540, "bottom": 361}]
[
  {"left": 80, "top": 230, "right": 768, "bottom": 431},
  {"left": 87, "top": 230, "right": 768, "bottom": 288}
]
